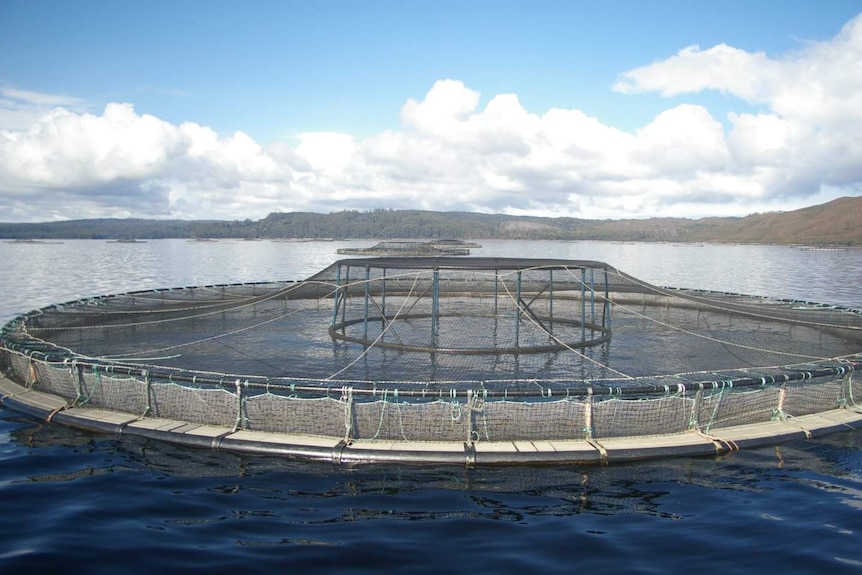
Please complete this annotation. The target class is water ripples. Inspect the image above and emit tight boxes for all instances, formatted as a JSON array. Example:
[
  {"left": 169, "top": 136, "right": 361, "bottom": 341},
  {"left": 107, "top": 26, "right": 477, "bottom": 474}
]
[{"left": 2, "top": 240, "right": 862, "bottom": 573}]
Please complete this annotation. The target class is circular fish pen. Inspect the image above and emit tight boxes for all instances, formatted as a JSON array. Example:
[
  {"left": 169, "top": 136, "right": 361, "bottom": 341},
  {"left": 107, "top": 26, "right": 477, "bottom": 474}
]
[{"left": 1, "top": 256, "right": 861, "bottom": 466}]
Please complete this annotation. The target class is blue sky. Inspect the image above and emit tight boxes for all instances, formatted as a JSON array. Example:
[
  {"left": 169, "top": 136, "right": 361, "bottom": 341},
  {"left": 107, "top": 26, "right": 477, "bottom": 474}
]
[{"left": 1, "top": 1, "right": 861, "bottom": 222}]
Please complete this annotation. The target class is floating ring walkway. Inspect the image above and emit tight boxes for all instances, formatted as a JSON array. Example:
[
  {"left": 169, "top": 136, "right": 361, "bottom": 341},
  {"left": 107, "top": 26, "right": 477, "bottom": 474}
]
[{"left": 2, "top": 257, "right": 862, "bottom": 465}]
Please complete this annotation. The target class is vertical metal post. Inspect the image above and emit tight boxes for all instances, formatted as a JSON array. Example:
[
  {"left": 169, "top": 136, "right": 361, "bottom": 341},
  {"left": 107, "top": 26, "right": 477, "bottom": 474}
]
[
  {"left": 363, "top": 265, "right": 370, "bottom": 341},
  {"left": 332, "top": 263, "right": 342, "bottom": 327},
  {"left": 381, "top": 267, "right": 387, "bottom": 325},
  {"left": 603, "top": 268, "right": 611, "bottom": 331},
  {"left": 589, "top": 268, "right": 595, "bottom": 328},
  {"left": 580, "top": 268, "right": 587, "bottom": 342},
  {"left": 341, "top": 264, "right": 350, "bottom": 329},
  {"left": 515, "top": 270, "right": 522, "bottom": 349},
  {"left": 432, "top": 269, "right": 440, "bottom": 346},
  {"left": 234, "top": 379, "right": 244, "bottom": 432},
  {"left": 549, "top": 269, "right": 554, "bottom": 334},
  {"left": 494, "top": 271, "right": 499, "bottom": 314}
]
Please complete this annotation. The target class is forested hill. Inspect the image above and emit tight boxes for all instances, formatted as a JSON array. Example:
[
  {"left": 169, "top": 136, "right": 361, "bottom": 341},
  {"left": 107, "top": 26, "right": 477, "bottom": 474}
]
[{"left": 1, "top": 197, "right": 861, "bottom": 245}]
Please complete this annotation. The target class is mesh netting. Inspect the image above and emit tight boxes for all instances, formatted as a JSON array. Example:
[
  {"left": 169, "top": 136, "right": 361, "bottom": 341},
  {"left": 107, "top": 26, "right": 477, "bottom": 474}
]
[{"left": 2, "top": 257, "right": 861, "bottom": 447}]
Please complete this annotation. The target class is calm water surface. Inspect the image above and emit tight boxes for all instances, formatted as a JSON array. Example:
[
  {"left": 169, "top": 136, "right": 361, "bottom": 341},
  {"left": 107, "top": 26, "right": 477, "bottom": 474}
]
[{"left": 1, "top": 239, "right": 861, "bottom": 574}]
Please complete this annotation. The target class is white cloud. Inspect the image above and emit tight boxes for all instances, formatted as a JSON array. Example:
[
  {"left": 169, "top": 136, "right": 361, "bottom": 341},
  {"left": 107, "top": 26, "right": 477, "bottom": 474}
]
[
  {"left": 0, "top": 87, "right": 81, "bottom": 107},
  {"left": 727, "top": 112, "right": 795, "bottom": 166},
  {"left": 401, "top": 79, "right": 482, "bottom": 139},
  {"left": 634, "top": 104, "right": 730, "bottom": 174},
  {"left": 1, "top": 12, "right": 862, "bottom": 222},
  {"left": 0, "top": 86, "right": 86, "bottom": 133},
  {"left": 1, "top": 103, "right": 182, "bottom": 187},
  {"left": 613, "top": 43, "right": 778, "bottom": 102},
  {"left": 295, "top": 132, "right": 355, "bottom": 172}
]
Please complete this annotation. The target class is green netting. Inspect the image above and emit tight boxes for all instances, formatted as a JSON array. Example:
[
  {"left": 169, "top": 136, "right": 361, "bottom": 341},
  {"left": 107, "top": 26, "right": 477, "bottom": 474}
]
[
  {"left": 2, "top": 349, "right": 860, "bottom": 444},
  {"left": 477, "top": 399, "right": 587, "bottom": 441},
  {"left": 243, "top": 394, "right": 347, "bottom": 436},
  {"left": 352, "top": 399, "right": 471, "bottom": 442},
  {"left": 32, "top": 361, "right": 78, "bottom": 400},
  {"left": 592, "top": 395, "right": 693, "bottom": 438},
  {"left": 698, "top": 388, "right": 780, "bottom": 431},
  {"left": 149, "top": 382, "right": 238, "bottom": 428},
  {"left": 781, "top": 379, "right": 848, "bottom": 416},
  {"left": 78, "top": 370, "right": 149, "bottom": 415},
  {"left": 2, "top": 257, "right": 862, "bottom": 454}
]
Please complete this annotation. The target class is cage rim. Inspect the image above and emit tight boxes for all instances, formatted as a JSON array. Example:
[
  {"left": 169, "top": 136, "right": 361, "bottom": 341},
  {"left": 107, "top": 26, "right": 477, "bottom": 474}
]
[{"left": 330, "top": 256, "right": 614, "bottom": 272}]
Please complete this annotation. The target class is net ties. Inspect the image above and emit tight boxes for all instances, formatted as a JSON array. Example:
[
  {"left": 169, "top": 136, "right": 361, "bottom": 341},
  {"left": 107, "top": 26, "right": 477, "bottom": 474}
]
[
  {"left": 341, "top": 386, "right": 354, "bottom": 442},
  {"left": 451, "top": 389, "right": 462, "bottom": 422}
]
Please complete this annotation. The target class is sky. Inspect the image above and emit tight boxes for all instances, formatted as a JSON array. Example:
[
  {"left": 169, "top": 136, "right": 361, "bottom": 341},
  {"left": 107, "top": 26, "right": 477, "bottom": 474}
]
[{"left": 1, "top": 1, "right": 861, "bottom": 223}]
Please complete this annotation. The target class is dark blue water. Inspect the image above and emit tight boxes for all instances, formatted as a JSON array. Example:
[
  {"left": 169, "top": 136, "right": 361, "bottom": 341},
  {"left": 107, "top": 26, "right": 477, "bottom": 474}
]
[
  {"left": 2, "top": 407, "right": 861, "bottom": 574},
  {"left": 2, "top": 240, "right": 862, "bottom": 573}
]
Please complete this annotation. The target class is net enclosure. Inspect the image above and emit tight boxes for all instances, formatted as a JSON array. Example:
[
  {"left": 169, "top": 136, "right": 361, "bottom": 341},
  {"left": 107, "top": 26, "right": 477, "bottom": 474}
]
[{"left": 2, "top": 256, "right": 862, "bottom": 465}]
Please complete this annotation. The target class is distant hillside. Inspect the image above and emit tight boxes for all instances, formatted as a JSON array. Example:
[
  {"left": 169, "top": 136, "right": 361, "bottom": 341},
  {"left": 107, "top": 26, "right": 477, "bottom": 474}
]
[
  {"left": 0, "top": 198, "right": 860, "bottom": 244},
  {"left": 683, "top": 197, "right": 862, "bottom": 244},
  {"left": 555, "top": 196, "right": 862, "bottom": 245}
]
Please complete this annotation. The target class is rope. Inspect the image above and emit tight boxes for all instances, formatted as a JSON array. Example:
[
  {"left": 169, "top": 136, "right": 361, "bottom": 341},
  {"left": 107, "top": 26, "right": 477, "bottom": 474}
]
[
  {"left": 611, "top": 267, "right": 862, "bottom": 333},
  {"left": 498, "top": 268, "right": 633, "bottom": 379},
  {"left": 8, "top": 262, "right": 861, "bottom": 403},
  {"left": 342, "top": 386, "right": 354, "bottom": 441},
  {"left": 324, "top": 272, "right": 422, "bottom": 381},
  {"left": 90, "top": 284, "right": 341, "bottom": 362},
  {"left": 15, "top": 282, "right": 333, "bottom": 364},
  {"left": 694, "top": 429, "right": 740, "bottom": 453},
  {"left": 368, "top": 388, "right": 389, "bottom": 440},
  {"left": 23, "top": 280, "right": 323, "bottom": 333},
  {"left": 601, "top": 268, "right": 832, "bottom": 362},
  {"left": 702, "top": 385, "right": 727, "bottom": 433}
]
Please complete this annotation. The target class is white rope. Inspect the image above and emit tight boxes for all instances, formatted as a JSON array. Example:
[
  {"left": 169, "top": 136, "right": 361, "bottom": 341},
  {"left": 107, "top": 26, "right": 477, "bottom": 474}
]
[
  {"left": 600, "top": 268, "right": 833, "bottom": 362},
  {"left": 496, "top": 266, "right": 634, "bottom": 379},
  {"left": 24, "top": 280, "right": 325, "bottom": 331},
  {"left": 324, "top": 272, "right": 423, "bottom": 381}
]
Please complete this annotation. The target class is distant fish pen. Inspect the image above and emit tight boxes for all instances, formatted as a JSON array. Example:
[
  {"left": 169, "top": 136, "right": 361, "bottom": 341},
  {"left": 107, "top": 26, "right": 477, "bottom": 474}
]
[
  {"left": 337, "top": 240, "right": 474, "bottom": 256},
  {"left": 2, "top": 256, "right": 861, "bottom": 466}
]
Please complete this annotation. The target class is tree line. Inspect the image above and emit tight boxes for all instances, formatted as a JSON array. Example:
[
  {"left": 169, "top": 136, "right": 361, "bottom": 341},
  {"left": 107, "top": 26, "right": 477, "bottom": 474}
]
[
  {"left": 0, "top": 209, "right": 741, "bottom": 242},
  {"left": 1, "top": 200, "right": 859, "bottom": 244},
  {"left": 0, "top": 210, "right": 587, "bottom": 240}
]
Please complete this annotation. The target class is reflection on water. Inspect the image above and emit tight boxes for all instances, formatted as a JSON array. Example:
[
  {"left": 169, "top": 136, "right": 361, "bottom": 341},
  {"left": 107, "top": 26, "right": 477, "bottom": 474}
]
[
  {"left": 3, "top": 240, "right": 862, "bottom": 323},
  {"left": 2, "top": 240, "right": 862, "bottom": 573},
  {"left": 2, "top": 407, "right": 862, "bottom": 573},
  {"left": 5, "top": 406, "right": 861, "bottom": 521}
]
